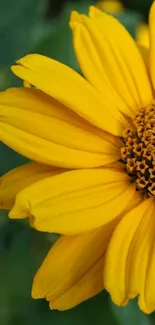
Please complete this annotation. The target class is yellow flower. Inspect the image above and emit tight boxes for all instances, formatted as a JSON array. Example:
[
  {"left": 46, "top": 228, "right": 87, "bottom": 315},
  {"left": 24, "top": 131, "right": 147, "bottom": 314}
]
[{"left": 1, "top": 2, "right": 155, "bottom": 314}]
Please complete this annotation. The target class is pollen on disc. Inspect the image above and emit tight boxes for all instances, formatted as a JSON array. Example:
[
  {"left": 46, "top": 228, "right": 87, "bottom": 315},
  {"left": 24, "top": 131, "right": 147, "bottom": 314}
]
[{"left": 120, "top": 102, "right": 155, "bottom": 197}]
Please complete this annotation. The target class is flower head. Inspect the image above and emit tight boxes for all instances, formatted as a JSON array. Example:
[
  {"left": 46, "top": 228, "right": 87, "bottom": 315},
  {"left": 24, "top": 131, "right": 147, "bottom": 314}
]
[{"left": 1, "top": 1, "right": 155, "bottom": 314}]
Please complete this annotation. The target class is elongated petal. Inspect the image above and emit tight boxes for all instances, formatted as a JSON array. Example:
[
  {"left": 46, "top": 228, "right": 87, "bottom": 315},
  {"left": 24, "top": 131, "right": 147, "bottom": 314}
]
[
  {"left": 126, "top": 201, "right": 154, "bottom": 299},
  {"left": 0, "top": 88, "right": 121, "bottom": 154},
  {"left": 122, "top": 190, "right": 143, "bottom": 215},
  {"left": 88, "top": 7, "right": 152, "bottom": 105},
  {"left": 0, "top": 122, "right": 120, "bottom": 169},
  {"left": 32, "top": 220, "right": 116, "bottom": 310},
  {"left": 70, "top": 6, "right": 152, "bottom": 118},
  {"left": 0, "top": 162, "right": 64, "bottom": 210},
  {"left": 11, "top": 54, "right": 130, "bottom": 136},
  {"left": 104, "top": 199, "right": 152, "bottom": 306},
  {"left": 0, "top": 88, "right": 121, "bottom": 168},
  {"left": 48, "top": 258, "right": 104, "bottom": 311},
  {"left": 54, "top": 192, "right": 143, "bottom": 311},
  {"left": 149, "top": 1, "right": 155, "bottom": 91},
  {"left": 0, "top": 88, "right": 122, "bottom": 148},
  {"left": 138, "top": 201, "right": 155, "bottom": 314},
  {"left": 9, "top": 168, "right": 136, "bottom": 234}
]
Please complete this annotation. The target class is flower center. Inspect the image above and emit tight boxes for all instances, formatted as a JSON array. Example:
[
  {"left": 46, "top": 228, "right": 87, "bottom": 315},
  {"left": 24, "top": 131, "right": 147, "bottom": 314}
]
[{"left": 121, "top": 102, "right": 155, "bottom": 196}]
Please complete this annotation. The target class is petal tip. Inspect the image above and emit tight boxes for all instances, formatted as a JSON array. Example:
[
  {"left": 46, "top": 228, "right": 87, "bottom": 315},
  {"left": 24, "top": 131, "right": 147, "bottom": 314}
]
[
  {"left": 11, "top": 65, "right": 17, "bottom": 74},
  {"left": 15, "top": 55, "right": 28, "bottom": 65},
  {"left": 49, "top": 301, "right": 65, "bottom": 311},
  {"left": 69, "top": 10, "right": 81, "bottom": 28},
  {"left": 69, "top": 11, "right": 88, "bottom": 29},
  {"left": 8, "top": 207, "right": 28, "bottom": 219},
  {"left": 11, "top": 65, "right": 22, "bottom": 79},
  {"left": 15, "top": 54, "right": 41, "bottom": 67},
  {"left": 8, "top": 210, "right": 18, "bottom": 219},
  {"left": 138, "top": 296, "right": 155, "bottom": 315},
  {"left": 31, "top": 284, "right": 44, "bottom": 299},
  {"left": 89, "top": 5, "right": 102, "bottom": 18}
]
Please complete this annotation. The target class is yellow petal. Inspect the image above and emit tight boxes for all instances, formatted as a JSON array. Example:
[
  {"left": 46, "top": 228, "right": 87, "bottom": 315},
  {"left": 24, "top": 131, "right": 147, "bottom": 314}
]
[
  {"left": 104, "top": 199, "right": 152, "bottom": 306},
  {"left": 11, "top": 54, "right": 129, "bottom": 136},
  {"left": 0, "top": 87, "right": 122, "bottom": 148},
  {"left": 32, "top": 220, "right": 116, "bottom": 310},
  {"left": 126, "top": 202, "right": 154, "bottom": 299},
  {"left": 0, "top": 162, "right": 64, "bottom": 210},
  {"left": 49, "top": 258, "right": 104, "bottom": 311},
  {"left": 0, "top": 122, "right": 120, "bottom": 169},
  {"left": 9, "top": 168, "right": 135, "bottom": 234},
  {"left": 52, "top": 192, "right": 143, "bottom": 311},
  {"left": 119, "top": 189, "right": 143, "bottom": 217},
  {"left": 70, "top": 7, "right": 152, "bottom": 119},
  {"left": 138, "top": 200, "right": 155, "bottom": 314},
  {"left": 149, "top": 1, "right": 155, "bottom": 91},
  {"left": 70, "top": 13, "right": 132, "bottom": 124},
  {"left": 0, "top": 87, "right": 121, "bottom": 168}
]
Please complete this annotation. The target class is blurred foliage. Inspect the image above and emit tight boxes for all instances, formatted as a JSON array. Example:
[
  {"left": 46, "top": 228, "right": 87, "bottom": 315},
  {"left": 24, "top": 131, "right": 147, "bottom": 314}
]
[
  {"left": 122, "top": 0, "right": 153, "bottom": 21},
  {"left": 0, "top": 0, "right": 51, "bottom": 90},
  {"left": 0, "top": 0, "right": 155, "bottom": 324},
  {"left": 0, "top": 0, "right": 45, "bottom": 66},
  {"left": 110, "top": 298, "right": 151, "bottom": 325}
]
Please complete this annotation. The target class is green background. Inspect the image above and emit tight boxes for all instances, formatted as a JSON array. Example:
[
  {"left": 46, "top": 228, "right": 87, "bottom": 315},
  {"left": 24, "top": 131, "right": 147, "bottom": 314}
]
[{"left": 0, "top": 0, "right": 154, "bottom": 324}]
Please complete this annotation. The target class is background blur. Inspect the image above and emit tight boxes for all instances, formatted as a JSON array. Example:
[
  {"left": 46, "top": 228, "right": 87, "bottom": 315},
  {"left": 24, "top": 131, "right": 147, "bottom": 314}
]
[{"left": 0, "top": 0, "right": 154, "bottom": 324}]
